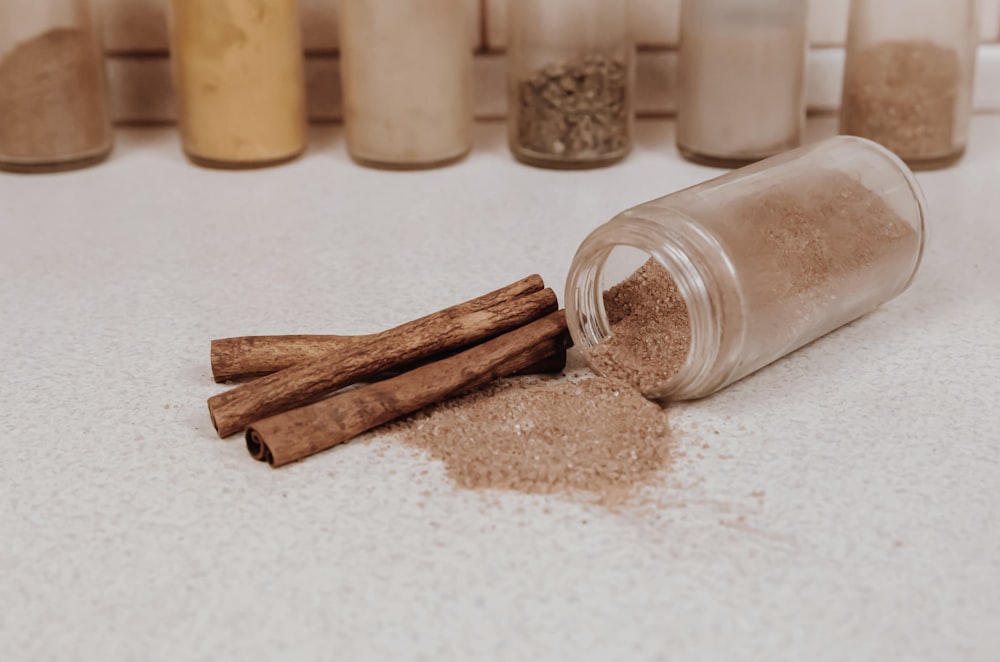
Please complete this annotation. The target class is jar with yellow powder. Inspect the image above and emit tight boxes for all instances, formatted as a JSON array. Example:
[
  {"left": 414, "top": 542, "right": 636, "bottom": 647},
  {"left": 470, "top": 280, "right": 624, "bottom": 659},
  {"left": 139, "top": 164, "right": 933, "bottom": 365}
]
[{"left": 168, "top": 0, "right": 307, "bottom": 168}]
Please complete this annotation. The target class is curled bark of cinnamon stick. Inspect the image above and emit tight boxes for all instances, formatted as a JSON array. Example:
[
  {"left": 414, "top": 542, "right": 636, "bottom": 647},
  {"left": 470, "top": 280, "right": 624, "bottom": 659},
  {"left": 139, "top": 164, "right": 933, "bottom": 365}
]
[
  {"left": 247, "top": 310, "right": 570, "bottom": 467},
  {"left": 208, "top": 286, "right": 558, "bottom": 438},
  {"left": 210, "top": 274, "right": 545, "bottom": 382},
  {"left": 211, "top": 333, "right": 565, "bottom": 382}
]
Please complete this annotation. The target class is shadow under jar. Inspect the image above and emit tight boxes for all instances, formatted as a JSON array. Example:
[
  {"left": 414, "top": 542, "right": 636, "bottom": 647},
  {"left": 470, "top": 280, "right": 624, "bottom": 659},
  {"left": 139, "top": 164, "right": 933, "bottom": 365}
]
[
  {"left": 565, "top": 136, "right": 926, "bottom": 401},
  {"left": 676, "top": 0, "right": 808, "bottom": 168},
  {"left": 507, "top": 0, "right": 634, "bottom": 169},
  {"left": 338, "top": 0, "right": 473, "bottom": 169},
  {"left": 839, "top": 0, "right": 978, "bottom": 169},
  {"left": 0, "top": 0, "right": 113, "bottom": 172},
  {"left": 168, "top": 0, "right": 308, "bottom": 169}
]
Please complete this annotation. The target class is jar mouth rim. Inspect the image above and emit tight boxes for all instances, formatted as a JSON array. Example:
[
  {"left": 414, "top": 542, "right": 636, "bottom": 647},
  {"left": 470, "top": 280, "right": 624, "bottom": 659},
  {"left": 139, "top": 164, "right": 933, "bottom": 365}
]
[{"left": 565, "top": 211, "right": 746, "bottom": 401}]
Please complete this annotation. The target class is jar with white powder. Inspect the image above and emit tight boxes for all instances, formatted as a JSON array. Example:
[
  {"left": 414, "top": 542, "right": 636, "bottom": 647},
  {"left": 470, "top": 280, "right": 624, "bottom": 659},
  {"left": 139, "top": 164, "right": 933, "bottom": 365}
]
[
  {"left": 506, "top": 0, "right": 634, "bottom": 169},
  {"left": 676, "top": 0, "right": 807, "bottom": 167},
  {"left": 338, "top": 0, "right": 474, "bottom": 168},
  {"left": 840, "top": 0, "right": 978, "bottom": 168},
  {"left": 565, "top": 136, "right": 926, "bottom": 401}
]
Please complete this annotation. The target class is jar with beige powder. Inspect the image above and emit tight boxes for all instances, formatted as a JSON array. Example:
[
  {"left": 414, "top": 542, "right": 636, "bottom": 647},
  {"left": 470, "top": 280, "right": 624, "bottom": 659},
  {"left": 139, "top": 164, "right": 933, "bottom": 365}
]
[
  {"left": 507, "top": 0, "right": 633, "bottom": 169},
  {"left": 168, "top": 0, "right": 307, "bottom": 168},
  {"left": 840, "top": 0, "right": 978, "bottom": 169},
  {"left": 565, "top": 136, "right": 926, "bottom": 401},
  {"left": 338, "top": 0, "right": 474, "bottom": 168},
  {"left": 676, "top": 0, "right": 808, "bottom": 167},
  {"left": 0, "top": 0, "right": 113, "bottom": 172}
]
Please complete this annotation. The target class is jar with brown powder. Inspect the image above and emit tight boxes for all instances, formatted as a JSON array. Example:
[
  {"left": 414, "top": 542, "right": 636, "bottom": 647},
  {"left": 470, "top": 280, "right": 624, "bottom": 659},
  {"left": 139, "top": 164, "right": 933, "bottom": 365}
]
[
  {"left": 565, "top": 136, "right": 926, "bottom": 401},
  {"left": 168, "top": 0, "right": 308, "bottom": 168},
  {"left": 0, "top": 0, "right": 113, "bottom": 172},
  {"left": 839, "top": 0, "right": 978, "bottom": 168},
  {"left": 507, "top": 0, "right": 634, "bottom": 169}
]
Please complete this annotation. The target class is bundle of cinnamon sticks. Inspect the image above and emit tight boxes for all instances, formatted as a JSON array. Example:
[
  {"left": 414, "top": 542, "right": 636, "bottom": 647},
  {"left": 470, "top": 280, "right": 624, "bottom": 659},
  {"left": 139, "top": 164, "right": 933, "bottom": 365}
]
[{"left": 206, "top": 275, "right": 571, "bottom": 467}]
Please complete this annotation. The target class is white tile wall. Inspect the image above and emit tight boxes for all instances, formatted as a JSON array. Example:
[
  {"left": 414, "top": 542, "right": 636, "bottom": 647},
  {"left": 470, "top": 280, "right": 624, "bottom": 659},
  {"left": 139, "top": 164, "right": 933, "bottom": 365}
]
[{"left": 87, "top": 0, "right": 1000, "bottom": 120}]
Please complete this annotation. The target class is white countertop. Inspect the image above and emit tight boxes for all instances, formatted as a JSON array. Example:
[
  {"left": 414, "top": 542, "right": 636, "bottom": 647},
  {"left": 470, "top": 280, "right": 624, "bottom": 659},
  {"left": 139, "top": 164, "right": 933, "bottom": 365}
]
[{"left": 2, "top": 117, "right": 999, "bottom": 661}]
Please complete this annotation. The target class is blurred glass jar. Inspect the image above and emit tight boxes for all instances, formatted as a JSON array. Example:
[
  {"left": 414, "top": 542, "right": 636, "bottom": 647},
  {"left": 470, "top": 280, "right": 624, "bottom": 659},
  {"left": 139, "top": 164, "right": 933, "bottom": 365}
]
[
  {"left": 676, "top": 0, "right": 808, "bottom": 168},
  {"left": 339, "top": 0, "right": 473, "bottom": 169},
  {"left": 0, "top": 0, "right": 113, "bottom": 172},
  {"left": 566, "top": 136, "right": 926, "bottom": 401},
  {"left": 840, "top": 0, "right": 978, "bottom": 169},
  {"left": 507, "top": 0, "right": 633, "bottom": 169},
  {"left": 169, "top": 0, "right": 308, "bottom": 168}
]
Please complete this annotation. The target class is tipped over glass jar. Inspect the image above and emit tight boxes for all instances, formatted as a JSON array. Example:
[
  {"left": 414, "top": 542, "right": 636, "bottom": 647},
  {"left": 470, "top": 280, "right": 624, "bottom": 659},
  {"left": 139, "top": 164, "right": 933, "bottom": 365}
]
[{"left": 565, "top": 136, "right": 926, "bottom": 401}]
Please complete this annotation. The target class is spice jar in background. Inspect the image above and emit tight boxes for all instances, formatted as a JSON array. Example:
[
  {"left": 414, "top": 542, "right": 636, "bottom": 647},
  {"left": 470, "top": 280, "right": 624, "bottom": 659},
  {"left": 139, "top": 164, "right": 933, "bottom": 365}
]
[
  {"left": 676, "top": 0, "right": 808, "bottom": 168},
  {"left": 507, "top": 0, "right": 633, "bottom": 169},
  {"left": 168, "top": 0, "right": 307, "bottom": 168},
  {"left": 565, "top": 136, "right": 926, "bottom": 401},
  {"left": 0, "top": 0, "right": 113, "bottom": 172},
  {"left": 338, "top": 0, "right": 473, "bottom": 169},
  {"left": 840, "top": 0, "right": 978, "bottom": 169}
]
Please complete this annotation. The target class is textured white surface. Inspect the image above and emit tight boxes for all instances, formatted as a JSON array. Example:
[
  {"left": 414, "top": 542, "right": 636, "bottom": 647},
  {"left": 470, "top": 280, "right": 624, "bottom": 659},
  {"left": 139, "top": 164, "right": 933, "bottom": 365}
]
[{"left": 2, "top": 118, "right": 999, "bottom": 661}]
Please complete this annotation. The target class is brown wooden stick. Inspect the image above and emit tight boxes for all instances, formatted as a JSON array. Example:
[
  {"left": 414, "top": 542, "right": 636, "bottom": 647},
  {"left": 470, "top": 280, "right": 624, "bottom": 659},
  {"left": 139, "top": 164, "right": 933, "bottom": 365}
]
[
  {"left": 211, "top": 333, "right": 565, "bottom": 382},
  {"left": 246, "top": 310, "right": 569, "bottom": 467},
  {"left": 208, "top": 286, "right": 558, "bottom": 438},
  {"left": 210, "top": 274, "right": 545, "bottom": 382}
]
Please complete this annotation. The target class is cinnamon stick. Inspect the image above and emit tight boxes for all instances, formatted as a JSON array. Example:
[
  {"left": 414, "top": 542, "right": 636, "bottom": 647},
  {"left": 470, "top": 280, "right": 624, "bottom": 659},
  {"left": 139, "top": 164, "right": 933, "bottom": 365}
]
[
  {"left": 208, "top": 286, "right": 558, "bottom": 438},
  {"left": 211, "top": 333, "right": 565, "bottom": 382},
  {"left": 210, "top": 274, "right": 545, "bottom": 382},
  {"left": 246, "top": 310, "right": 570, "bottom": 467}
]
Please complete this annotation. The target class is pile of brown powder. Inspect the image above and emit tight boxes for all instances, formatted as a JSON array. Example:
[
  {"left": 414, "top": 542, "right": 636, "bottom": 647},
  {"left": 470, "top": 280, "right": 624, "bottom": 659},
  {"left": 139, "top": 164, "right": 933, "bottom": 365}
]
[
  {"left": 390, "top": 376, "right": 676, "bottom": 505},
  {"left": 0, "top": 28, "right": 111, "bottom": 164},
  {"left": 588, "top": 258, "right": 692, "bottom": 394},
  {"left": 840, "top": 40, "right": 960, "bottom": 160}
]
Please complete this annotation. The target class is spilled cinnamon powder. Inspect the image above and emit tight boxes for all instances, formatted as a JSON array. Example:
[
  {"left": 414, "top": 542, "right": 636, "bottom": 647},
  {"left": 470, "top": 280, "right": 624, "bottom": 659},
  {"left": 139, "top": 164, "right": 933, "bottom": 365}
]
[{"left": 391, "top": 375, "right": 676, "bottom": 505}]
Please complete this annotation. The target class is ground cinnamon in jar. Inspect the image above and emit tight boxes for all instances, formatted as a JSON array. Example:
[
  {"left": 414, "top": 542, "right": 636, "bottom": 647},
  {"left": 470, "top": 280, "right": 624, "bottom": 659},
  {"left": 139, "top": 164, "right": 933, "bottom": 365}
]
[
  {"left": 840, "top": 40, "right": 961, "bottom": 162},
  {"left": 0, "top": 28, "right": 112, "bottom": 169},
  {"left": 569, "top": 143, "right": 924, "bottom": 400}
]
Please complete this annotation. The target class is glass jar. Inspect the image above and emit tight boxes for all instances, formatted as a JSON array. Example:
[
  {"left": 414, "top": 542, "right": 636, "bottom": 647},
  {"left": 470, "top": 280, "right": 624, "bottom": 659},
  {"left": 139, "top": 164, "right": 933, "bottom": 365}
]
[
  {"left": 507, "top": 0, "right": 633, "bottom": 169},
  {"left": 0, "top": 0, "right": 113, "bottom": 172},
  {"left": 565, "top": 136, "right": 926, "bottom": 401},
  {"left": 676, "top": 0, "right": 808, "bottom": 168},
  {"left": 839, "top": 0, "right": 978, "bottom": 169},
  {"left": 168, "top": 0, "right": 307, "bottom": 168},
  {"left": 338, "top": 0, "right": 473, "bottom": 169}
]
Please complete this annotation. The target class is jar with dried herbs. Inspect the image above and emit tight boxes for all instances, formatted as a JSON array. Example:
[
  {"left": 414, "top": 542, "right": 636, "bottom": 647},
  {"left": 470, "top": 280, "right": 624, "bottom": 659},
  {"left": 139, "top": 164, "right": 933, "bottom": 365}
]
[
  {"left": 676, "top": 0, "right": 808, "bottom": 167},
  {"left": 338, "top": 0, "right": 474, "bottom": 169},
  {"left": 839, "top": 0, "right": 978, "bottom": 169},
  {"left": 168, "top": 0, "right": 307, "bottom": 168},
  {"left": 0, "top": 0, "right": 113, "bottom": 172},
  {"left": 565, "top": 136, "right": 926, "bottom": 401},
  {"left": 507, "top": 0, "right": 634, "bottom": 169}
]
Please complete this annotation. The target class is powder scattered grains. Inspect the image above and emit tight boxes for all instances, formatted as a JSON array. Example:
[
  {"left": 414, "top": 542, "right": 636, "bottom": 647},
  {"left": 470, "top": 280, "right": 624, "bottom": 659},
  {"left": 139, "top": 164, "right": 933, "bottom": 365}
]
[{"left": 391, "top": 376, "right": 677, "bottom": 505}]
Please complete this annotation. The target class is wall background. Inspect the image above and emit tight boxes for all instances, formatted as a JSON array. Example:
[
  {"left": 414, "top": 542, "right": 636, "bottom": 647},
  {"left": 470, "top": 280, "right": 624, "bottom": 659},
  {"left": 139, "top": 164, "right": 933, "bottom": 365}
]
[{"left": 94, "top": 0, "right": 1000, "bottom": 122}]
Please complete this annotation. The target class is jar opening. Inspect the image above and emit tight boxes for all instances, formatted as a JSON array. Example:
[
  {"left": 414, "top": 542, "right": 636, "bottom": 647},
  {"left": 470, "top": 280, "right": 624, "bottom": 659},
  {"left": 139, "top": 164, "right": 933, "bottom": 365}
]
[{"left": 565, "top": 214, "right": 740, "bottom": 401}]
